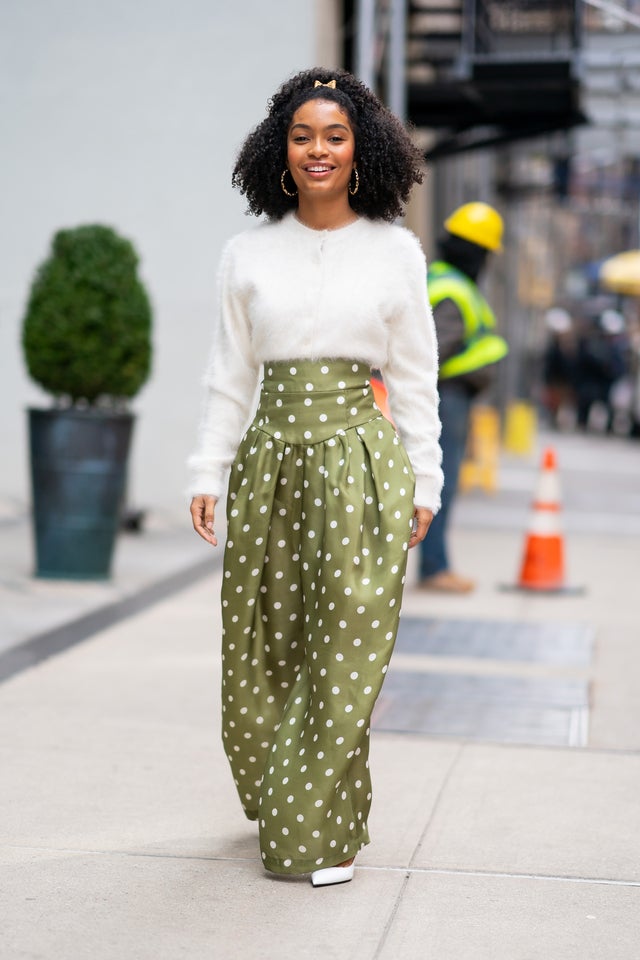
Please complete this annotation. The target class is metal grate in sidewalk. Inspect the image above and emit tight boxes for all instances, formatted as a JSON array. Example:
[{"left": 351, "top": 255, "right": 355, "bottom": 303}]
[
  {"left": 394, "top": 616, "right": 594, "bottom": 665},
  {"left": 374, "top": 618, "right": 593, "bottom": 747}
]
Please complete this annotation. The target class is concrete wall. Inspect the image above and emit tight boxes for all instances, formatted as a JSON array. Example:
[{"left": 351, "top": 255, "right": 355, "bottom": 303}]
[{"left": 0, "top": 1, "right": 321, "bottom": 519}]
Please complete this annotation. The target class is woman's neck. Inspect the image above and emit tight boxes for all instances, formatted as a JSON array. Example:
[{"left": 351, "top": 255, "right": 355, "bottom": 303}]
[{"left": 295, "top": 198, "right": 358, "bottom": 232}]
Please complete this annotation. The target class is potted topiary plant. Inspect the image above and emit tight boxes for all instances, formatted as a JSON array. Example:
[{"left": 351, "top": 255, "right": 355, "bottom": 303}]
[{"left": 21, "top": 224, "right": 152, "bottom": 579}]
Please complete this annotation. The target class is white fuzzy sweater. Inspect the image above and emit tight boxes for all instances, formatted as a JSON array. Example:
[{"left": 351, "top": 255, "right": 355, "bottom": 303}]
[{"left": 188, "top": 212, "right": 443, "bottom": 511}]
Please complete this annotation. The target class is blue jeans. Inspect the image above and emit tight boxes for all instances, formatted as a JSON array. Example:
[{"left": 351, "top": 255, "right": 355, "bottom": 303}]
[{"left": 419, "top": 383, "right": 472, "bottom": 579}]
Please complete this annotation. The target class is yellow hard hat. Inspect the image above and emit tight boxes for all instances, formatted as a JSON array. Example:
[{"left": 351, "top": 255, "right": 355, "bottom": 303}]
[{"left": 444, "top": 202, "right": 504, "bottom": 252}]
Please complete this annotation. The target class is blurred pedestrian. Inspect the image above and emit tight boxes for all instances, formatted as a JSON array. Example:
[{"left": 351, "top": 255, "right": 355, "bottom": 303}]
[
  {"left": 541, "top": 307, "right": 577, "bottom": 428},
  {"left": 575, "top": 309, "right": 628, "bottom": 431},
  {"left": 188, "top": 68, "right": 443, "bottom": 886},
  {"left": 419, "top": 202, "right": 508, "bottom": 593}
]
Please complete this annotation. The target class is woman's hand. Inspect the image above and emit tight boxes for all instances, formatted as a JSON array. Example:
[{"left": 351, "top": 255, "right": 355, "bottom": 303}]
[
  {"left": 409, "top": 506, "right": 433, "bottom": 549},
  {"left": 190, "top": 495, "right": 218, "bottom": 546}
]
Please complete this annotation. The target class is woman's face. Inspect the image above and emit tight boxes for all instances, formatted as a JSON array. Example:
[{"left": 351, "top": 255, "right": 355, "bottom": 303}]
[{"left": 286, "top": 99, "right": 356, "bottom": 202}]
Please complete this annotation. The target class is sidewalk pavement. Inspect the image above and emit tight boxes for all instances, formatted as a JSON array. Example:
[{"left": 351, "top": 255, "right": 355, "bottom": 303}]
[{"left": 1, "top": 430, "right": 640, "bottom": 959}]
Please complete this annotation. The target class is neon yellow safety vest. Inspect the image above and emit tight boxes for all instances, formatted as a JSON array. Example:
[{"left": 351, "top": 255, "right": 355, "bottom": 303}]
[{"left": 428, "top": 260, "right": 509, "bottom": 380}]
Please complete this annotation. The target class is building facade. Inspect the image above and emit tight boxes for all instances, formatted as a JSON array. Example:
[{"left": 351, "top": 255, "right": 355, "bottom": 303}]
[{"left": 1, "top": 0, "right": 340, "bottom": 519}]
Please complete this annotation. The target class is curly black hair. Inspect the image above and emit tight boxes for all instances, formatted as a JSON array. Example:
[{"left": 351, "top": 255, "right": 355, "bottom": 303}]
[{"left": 231, "top": 67, "right": 424, "bottom": 223}]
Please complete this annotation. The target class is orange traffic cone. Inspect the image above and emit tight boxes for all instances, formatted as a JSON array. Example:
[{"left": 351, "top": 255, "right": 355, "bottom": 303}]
[{"left": 517, "top": 447, "right": 565, "bottom": 591}]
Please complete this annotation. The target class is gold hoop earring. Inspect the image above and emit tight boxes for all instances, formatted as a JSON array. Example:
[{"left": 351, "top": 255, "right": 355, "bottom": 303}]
[
  {"left": 349, "top": 167, "right": 359, "bottom": 196},
  {"left": 280, "top": 169, "right": 297, "bottom": 198}
]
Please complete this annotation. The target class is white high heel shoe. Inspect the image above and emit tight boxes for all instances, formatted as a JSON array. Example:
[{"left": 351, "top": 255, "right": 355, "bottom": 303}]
[{"left": 311, "top": 859, "right": 355, "bottom": 888}]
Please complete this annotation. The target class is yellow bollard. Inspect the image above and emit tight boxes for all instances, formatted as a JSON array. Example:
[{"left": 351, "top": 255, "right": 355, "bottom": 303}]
[
  {"left": 503, "top": 400, "right": 537, "bottom": 456},
  {"left": 459, "top": 405, "right": 500, "bottom": 494}
]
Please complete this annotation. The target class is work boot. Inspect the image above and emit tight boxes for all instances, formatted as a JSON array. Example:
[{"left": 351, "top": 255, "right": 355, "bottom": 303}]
[{"left": 419, "top": 570, "right": 475, "bottom": 593}]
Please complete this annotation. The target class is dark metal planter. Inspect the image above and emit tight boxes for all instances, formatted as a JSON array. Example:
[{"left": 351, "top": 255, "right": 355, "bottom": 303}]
[{"left": 28, "top": 408, "right": 134, "bottom": 580}]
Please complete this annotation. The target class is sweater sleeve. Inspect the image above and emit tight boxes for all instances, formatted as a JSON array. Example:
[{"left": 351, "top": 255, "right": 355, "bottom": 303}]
[
  {"left": 187, "top": 239, "right": 260, "bottom": 499},
  {"left": 381, "top": 232, "right": 444, "bottom": 512}
]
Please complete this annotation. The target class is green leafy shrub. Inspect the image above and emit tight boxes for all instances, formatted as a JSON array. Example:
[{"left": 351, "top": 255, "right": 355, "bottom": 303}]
[{"left": 22, "top": 224, "right": 152, "bottom": 404}]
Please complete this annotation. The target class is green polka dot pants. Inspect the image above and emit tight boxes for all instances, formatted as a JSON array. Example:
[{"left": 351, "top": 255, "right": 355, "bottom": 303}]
[{"left": 221, "top": 359, "right": 415, "bottom": 875}]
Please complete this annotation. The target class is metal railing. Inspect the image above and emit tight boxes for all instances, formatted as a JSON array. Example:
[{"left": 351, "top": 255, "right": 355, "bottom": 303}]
[{"left": 461, "top": 0, "right": 582, "bottom": 61}]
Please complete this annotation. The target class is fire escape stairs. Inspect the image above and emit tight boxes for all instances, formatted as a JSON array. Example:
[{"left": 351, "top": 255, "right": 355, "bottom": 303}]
[{"left": 361, "top": 0, "right": 588, "bottom": 159}]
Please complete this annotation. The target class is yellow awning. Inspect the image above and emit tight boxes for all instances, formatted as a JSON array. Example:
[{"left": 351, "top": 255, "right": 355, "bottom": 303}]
[{"left": 600, "top": 250, "right": 640, "bottom": 297}]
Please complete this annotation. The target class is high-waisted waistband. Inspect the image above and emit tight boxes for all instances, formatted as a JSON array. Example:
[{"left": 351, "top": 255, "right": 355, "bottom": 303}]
[{"left": 255, "top": 359, "right": 382, "bottom": 444}]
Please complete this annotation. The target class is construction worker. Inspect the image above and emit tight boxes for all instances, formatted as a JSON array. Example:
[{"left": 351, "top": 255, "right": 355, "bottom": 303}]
[{"left": 420, "top": 202, "right": 508, "bottom": 592}]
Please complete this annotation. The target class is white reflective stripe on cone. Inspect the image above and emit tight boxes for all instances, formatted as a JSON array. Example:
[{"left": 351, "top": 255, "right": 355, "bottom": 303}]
[
  {"left": 528, "top": 510, "right": 562, "bottom": 536},
  {"left": 535, "top": 470, "right": 561, "bottom": 504}
]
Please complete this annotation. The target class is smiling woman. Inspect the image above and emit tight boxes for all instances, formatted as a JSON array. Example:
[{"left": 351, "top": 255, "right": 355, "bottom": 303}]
[
  {"left": 230, "top": 67, "right": 424, "bottom": 223},
  {"left": 188, "top": 67, "right": 443, "bottom": 889},
  {"left": 286, "top": 100, "right": 357, "bottom": 227}
]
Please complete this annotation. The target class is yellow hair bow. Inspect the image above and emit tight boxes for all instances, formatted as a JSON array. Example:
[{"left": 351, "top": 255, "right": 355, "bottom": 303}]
[{"left": 314, "top": 79, "right": 336, "bottom": 89}]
